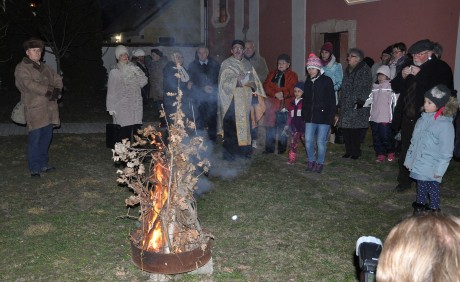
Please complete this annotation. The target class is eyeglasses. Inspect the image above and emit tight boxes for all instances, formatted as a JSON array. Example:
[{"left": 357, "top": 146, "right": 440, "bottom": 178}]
[
  {"left": 413, "top": 51, "right": 429, "bottom": 57},
  {"left": 232, "top": 47, "right": 244, "bottom": 51}
]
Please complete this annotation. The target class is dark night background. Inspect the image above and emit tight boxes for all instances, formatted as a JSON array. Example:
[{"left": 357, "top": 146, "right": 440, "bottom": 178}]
[{"left": 0, "top": 0, "right": 155, "bottom": 93}]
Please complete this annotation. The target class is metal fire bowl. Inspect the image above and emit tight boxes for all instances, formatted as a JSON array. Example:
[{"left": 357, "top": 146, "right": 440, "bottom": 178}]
[{"left": 130, "top": 230, "right": 212, "bottom": 274}]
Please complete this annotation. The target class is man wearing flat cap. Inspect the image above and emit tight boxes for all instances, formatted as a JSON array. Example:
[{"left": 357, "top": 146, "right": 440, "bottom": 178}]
[
  {"left": 217, "top": 39, "right": 266, "bottom": 161},
  {"left": 391, "top": 39, "right": 454, "bottom": 192},
  {"left": 14, "top": 37, "right": 63, "bottom": 178}
]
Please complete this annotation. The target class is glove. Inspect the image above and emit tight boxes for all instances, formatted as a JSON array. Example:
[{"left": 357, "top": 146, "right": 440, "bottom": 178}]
[
  {"left": 109, "top": 111, "right": 116, "bottom": 115},
  {"left": 354, "top": 99, "right": 365, "bottom": 109},
  {"left": 51, "top": 88, "right": 61, "bottom": 101}
]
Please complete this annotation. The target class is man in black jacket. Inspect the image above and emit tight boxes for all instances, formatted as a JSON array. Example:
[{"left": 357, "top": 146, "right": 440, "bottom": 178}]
[
  {"left": 187, "top": 46, "right": 221, "bottom": 141},
  {"left": 391, "top": 39, "right": 454, "bottom": 192}
]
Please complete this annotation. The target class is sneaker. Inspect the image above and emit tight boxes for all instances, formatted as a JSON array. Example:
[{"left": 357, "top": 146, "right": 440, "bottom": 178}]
[
  {"left": 252, "top": 140, "right": 258, "bottom": 149},
  {"left": 287, "top": 161, "right": 295, "bottom": 165},
  {"left": 41, "top": 166, "right": 56, "bottom": 173},
  {"left": 306, "top": 161, "right": 316, "bottom": 172},
  {"left": 376, "top": 155, "right": 385, "bottom": 162},
  {"left": 342, "top": 154, "right": 351, "bottom": 158},
  {"left": 31, "top": 172, "right": 41, "bottom": 178},
  {"left": 387, "top": 153, "right": 395, "bottom": 162},
  {"left": 313, "top": 163, "right": 324, "bottom": 173}
]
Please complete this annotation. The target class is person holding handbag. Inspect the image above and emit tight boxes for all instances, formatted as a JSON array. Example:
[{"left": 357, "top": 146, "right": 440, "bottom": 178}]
[
  {"left": 14, "top": 38, "right": 62, "bottom": 178},
  {"left": 262, "top": 54, "right": 298, "bottom": 154}
]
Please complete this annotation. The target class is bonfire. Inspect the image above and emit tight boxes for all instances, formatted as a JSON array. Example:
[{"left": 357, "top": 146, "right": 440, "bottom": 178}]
[{"left": 112, "top": 74, "right": 213, "bottom": 273}]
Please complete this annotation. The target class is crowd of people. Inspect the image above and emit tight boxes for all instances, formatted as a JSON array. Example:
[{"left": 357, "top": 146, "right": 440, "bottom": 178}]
[
  {"left": 15, "top": 37, "right": 459, "bottom": 214},
  {"left": 99, "top": 39, "right": 460, "bottom": 282},
  {"left": 116, "top": 38, "right": 459, "bottom": 214}
]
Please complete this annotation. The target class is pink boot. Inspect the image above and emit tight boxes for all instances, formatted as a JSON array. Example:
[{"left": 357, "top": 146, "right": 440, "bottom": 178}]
[
  {"left": 387, "top": 153, "right": 395, "bottom": 162},
  {"left": 288, "top": 151, "right": 296, "bottom": 164},
  {"left": 376, "top": 155, "right": 385, "bottom": 163}
]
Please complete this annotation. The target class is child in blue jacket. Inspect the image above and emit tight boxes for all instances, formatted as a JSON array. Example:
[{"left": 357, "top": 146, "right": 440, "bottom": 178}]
[{"left": 404, "top": 84, "right": 458, "bottom": 213}]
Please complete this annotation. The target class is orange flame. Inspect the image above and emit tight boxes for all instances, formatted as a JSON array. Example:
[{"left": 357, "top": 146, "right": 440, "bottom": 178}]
[{"left": 142, "top": 161, "right": 169, "bottom": 252}]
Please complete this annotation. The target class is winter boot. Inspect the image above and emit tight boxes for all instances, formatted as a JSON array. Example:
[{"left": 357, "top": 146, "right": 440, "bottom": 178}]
[
  {"left": 306, "top": 161, "right": 316, "bottom": 172},
  {"left": 412, "top": 202, "right": 428, "bottom": 215},
  {"left": 288, "top": 151, "right": 296, "bottom": 164},
  {"left": 312, "top": 163, "right": 324, "bottom": 173},
  {"left": 376, "top": 155, "right": 385, "bottom": 163},
  {"left": 387, "top": 152, "right": 396, "bottom": 162}
]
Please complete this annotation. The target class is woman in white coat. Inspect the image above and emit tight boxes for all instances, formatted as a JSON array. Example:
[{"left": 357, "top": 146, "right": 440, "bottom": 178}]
[{"left": 106, "top": 45, "right": 148, "bottom": 143}]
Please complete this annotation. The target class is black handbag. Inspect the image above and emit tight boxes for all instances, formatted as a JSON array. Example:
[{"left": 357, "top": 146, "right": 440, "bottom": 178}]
[
  {"left": 275, "top": 110, "right": 288, "bottom": 128},
  {"left": 106, "top": 123, "right": 121, "bottom": 149},
  {"left": 334, "top": 127, "right": 344, "bottom": 144},
  {"left": 275, "top": 99, "right": 288, "bottom": 128}
]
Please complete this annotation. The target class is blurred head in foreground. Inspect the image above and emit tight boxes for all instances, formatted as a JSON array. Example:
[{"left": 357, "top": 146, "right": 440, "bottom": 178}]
[{"left": 377, "top": 213, "right": 460, "bottom": 282}]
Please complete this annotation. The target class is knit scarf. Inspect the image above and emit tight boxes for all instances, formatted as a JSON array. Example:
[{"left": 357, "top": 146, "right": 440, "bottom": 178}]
[
  {"left": 434, "top": 106, "right": 445, "bottom": 120},
  {"left": 117, "top": 61, "right": 145, "bottom": 85},
  {"left": 173, "top": 64, "right": 190, "bottom": 82},
  {"left": 272, "top": 71, "right": 285, "bottom": 87},
  {"left": 320, "top": 55, "right": 332, "bottom": 66}
]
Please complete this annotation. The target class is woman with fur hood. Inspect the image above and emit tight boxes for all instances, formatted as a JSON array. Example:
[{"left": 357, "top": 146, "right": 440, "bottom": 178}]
[
  {"left": 404, "top": 84, "right": 458, "bottom": 213},
  {"left": 106, "top": 45, "right": 148, "bottom": 143}
]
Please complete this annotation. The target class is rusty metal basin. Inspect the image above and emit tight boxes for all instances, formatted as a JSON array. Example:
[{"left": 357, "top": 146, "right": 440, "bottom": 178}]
[{"left": 130, "top": 230, "right": 212, "bottom": 274}]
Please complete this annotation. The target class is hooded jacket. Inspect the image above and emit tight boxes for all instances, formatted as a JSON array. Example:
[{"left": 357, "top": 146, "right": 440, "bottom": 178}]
[{"left": 404, "top": 97, "right": 458, "bottom": 183}]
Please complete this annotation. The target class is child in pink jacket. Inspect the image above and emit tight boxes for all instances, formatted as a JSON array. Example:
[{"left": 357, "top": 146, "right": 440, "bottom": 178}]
[{"left": 365, "top": 65, "right": 399, "bottom": 162}]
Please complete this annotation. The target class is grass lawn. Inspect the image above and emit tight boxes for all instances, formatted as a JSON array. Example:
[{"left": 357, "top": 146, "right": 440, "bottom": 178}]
[{"left": 1, "top": 89, "right": 459, "bottom": 281}]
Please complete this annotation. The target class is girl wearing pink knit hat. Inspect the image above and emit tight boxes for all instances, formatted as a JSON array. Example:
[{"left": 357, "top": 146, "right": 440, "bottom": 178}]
[{"left": 302, "top": 53, "right": 337, "bottom": 173}]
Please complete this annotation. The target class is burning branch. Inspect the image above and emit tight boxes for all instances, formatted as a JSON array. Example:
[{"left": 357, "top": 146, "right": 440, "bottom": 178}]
[{"left": 112, "top": 74, "right": 212, "bottom": 255}]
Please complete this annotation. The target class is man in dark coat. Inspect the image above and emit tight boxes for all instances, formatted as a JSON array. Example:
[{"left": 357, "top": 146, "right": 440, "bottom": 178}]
[
  {"left": 162, "top": 50, "right": 190, "bottom": 126},
  {"left": 132, "top": 49, "right": 150, "bottom": 105},
  {"left": 187, "top": 46, "right": 221, "bottom": 141},
  {"left": 391, "top": 39, "right": 454, "bottom": 192},
  {"left": 15, "top": 38, "right": 63, "bottom": 178}
]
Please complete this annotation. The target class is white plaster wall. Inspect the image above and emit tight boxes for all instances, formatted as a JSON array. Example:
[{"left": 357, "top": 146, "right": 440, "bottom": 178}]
[{"left": 44, "top": 46, "right": 198, "bottom": 76}]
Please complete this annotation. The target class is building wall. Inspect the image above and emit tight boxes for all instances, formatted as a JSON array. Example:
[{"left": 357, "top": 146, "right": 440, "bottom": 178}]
[
  {"left": 306, "top": 0, "right": 460, "bottom": 69},
  {"left": 207, "top": 0, "right": 236, "bottom": 62},
  {"left": 141, "top": 0, "right": 203, "bottom": 45},
  {"left": 259, "top": 1, "right": 293, "bottom": 70}
]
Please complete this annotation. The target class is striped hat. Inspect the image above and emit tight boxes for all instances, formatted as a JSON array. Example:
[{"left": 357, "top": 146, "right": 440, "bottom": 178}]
[{"left": 306, "top": 53, "right": 322, "bottom": 70}]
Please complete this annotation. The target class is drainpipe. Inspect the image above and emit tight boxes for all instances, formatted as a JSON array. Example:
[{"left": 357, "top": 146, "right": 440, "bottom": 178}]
[{"left": 203, "top": 0, "right": 208, "bottom": 46}]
